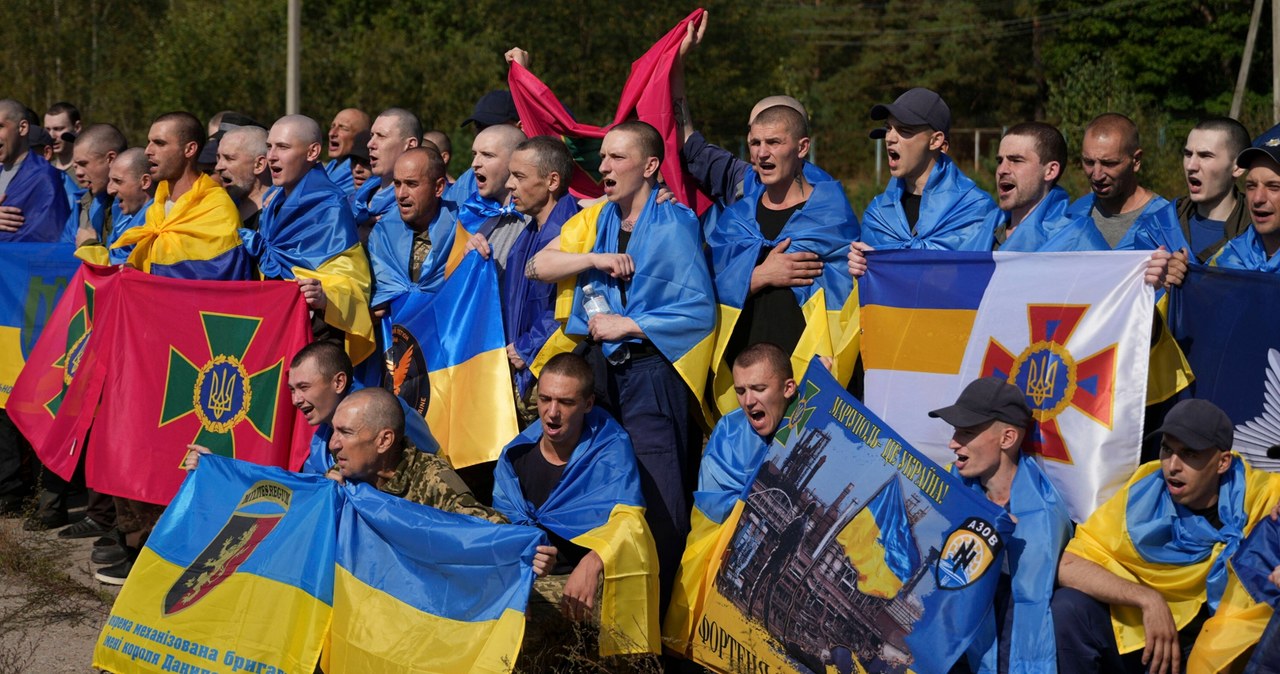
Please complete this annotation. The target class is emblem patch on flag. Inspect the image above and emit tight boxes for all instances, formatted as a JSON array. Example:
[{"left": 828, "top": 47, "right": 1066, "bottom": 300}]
[{"left": 936, "top": 516, "right": 1004, "bottom": 590}]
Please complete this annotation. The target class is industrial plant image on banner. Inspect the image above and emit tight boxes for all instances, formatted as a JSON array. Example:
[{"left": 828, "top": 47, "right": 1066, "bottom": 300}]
[{"left": 690, "top": 365, "right": 1012, "bottom": 674}]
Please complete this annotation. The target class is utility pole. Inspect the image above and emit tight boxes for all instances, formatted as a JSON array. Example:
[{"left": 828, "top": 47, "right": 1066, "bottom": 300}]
[
  {"left": 1231, "top": 0, "right": 1264, "bottom": 119},
  {"left": 287, "top": 0, "right": 300, "bottom": 114},
  {"left": 1274, "top": 0, "right": 1279, "bottom": 122}
]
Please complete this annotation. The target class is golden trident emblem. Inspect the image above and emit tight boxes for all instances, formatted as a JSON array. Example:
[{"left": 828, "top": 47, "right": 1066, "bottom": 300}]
[
  {"left": 208, "top": 365, "right": 239, "bottom": 419},
  {"left": 1025, "top": 352, "right": 1058, "bottom": 407}
]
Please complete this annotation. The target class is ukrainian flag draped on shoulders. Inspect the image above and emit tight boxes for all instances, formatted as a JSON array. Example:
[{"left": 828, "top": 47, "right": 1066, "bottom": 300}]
[
  {"left": 1209, "top": 226, "right": 1280, "bottom": 273},
  {"left": 861, "top": 153, "right": 996, "bottom": 251},
  {"left": 113, "top": 173, "right": 251, "bottom": 280},
  {"left": 242, "top": 166, "right": 375, "bottom": 364},
  {"left": 0, "top": 152, "right": 70, "bottom": 243},
  {"left": 493, "top": 407, "right": 661, "bottom": 656},
  {"left": 367, "top": 200, "right": 460, "bottom": 305},
  {"left": 707, "top": 177, "right": 859, "bottom": 414},
  {"left": 953, "top": 455, "right": 1072, "bottom": 674},
  {"left": 1065, "top": 193, "right": 1177, "bottom": 251},
  {"left": 326, "top": 480, "right": 544, "bottom": 674},
  {"left": 350, "top": 177, "right": 397, "bottom": 226},
  {"left": 537, "top": 191, "right": 716, "bottom": 411},
  {"left": 993, "top": 187, "right": 1109, "bottom": 252},
  {"left": 1066, "top": 457, "right": 1280, "bottom": 671},
  {"left": 77, "top": 202, "right": 147, "bottom": 266},
  {"left": 663, "top": 407, "right": 769, "bottom": 655}
]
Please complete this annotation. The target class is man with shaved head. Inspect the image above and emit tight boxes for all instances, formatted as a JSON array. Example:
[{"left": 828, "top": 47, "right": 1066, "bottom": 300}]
[
  {"left": 704, "top": 105, "right": 859, "bottom": 414},
  {"left": 215, "top": 125, "right": 271, "bottom": 228},
  {"left": 109, "top": 111, "right": 249, "bottom": 279},
  {"left": 459, "top": 124, "right": 526, "bottom": 265},
  {"left": 0, "top": 99, "right": 70, "bottom": 242},
  {"left": 325, "top": 108, "right": 370, "bottom": 197},
  {"left": 68, "top": 124, "right": 127, "bottom": 247},
  {"left": 240, "top": 114, "right": 375, "bottom": 362},
  {"left": 368, "top": 147, "right": 460, "bottom": 308},
  {"left": 1067, "top": 113, "right": 1174, "bottom": 250},
  {"left": 75, "top": 147, "right": 152, "bottom": 265},
  {"left": 353, "top": 107, "right": 421, "bottom": 234}
]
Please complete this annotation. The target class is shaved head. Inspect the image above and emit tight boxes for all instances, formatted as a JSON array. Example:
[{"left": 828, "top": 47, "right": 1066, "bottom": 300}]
[
  {"left": 423, "top": 130, "right": 451, "bottom": 157},
  {"left": 75, "top": 124, "right": 127, "bottom": 157},
  {"left": 749, "top": 95, "right": 807, "bottom": 126},
  {"left": 273, "top": 114, "right": 324, "bottom": 146},
  {"left": 475, "top": 123, "right": 526, "bottom": 150},
  {"left": 376, "top": 108, "right": 422, "bottom": 144},
  {"left": 751, "top": 105, "right": 809, "bottom": 141},
  {"left": 345, "top": 387, "right": 404, "bottom": 441},
  {"left": 1085, "top": 113, "right": 1141, "bottom": 155},
  {"left": 0, "top": 99, "right": 26, "bottom": 123},
  {"left": 222, "top": 126, "right": 268, "bottom": 158},
  {"left": 114, "top": 147, "right": 149, "bottom": 176}
]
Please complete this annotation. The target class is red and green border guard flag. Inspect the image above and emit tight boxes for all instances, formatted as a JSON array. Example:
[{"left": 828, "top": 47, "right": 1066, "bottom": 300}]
[
  {"left": 9, "top": 263, "right": 124, "bottom": 481},
  {"left": 83, "top": 269, "right": 313, "bottom": 505}
]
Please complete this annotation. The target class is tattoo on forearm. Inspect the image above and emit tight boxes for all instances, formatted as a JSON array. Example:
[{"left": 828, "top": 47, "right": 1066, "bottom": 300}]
[{"left": 525, "top": 256, "right": 540, "bottom": 281}]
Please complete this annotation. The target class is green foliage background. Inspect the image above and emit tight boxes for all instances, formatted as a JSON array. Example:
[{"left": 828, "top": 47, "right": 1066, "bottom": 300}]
[{"left": 3, "top": 0, "right": 1277, "bottom": 199}]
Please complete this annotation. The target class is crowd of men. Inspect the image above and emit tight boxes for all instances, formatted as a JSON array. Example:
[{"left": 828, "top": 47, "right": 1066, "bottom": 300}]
[{"left": 2, "top": 22, "right": 1280, "bottom": 672}]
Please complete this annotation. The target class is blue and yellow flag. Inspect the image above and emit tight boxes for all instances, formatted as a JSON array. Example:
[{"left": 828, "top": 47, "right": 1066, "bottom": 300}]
[
  {"left": 707, "top": 179, "right": 860, "bottom": 415},
  {"left": 494, "top": 407, "right": 661, "bottom": 656},
  {"left": 1169, "top": 265, "right": 1280, "bottom": 472},
  {"left": 0, "top": 152, "right": 70, "bottom": 243},
  {"left": 861, "top": 154, "right": 996, "bottom": 251},
  {"left": 1209, "top": 226, "right": 1280, "bottom": 273},
  {"left": 381, "top": 252, "right": 517, "bottom": 468},
  {"left": 836, "top": 475, "right": 920, "bottom": 600},
  {"left": 0, "top": 243, "right": 80, "bottom": 408},
  {"left": 534, "top": 191, "right": 716, "bottom": 414},
  {"left": 1067, "top": 458, "right": 1280, "bottom": 669},
  {"left": 351, "top": 176, "right": 398, "bottom": 226},
  {"left": 326, "top": 482, "right": 544, "bottom": 674},
  {"left": 988, "top": 187, "right": 1109, "bottom": 252},
  {"left": 93, "top": 454, "right": 336, "bottom": 674},
  {"left": 114, "top": 174, "right": 251, "bottom": 280},
  {"left": 243, "top": 166, "right": 375, "bottom": 364},
  {"left": 664, "top": 408, "right": 769, "bottom": 655},
  {"left": 324, "top": 157, "right": 357, "bottom": 198},
  {"left": 367, "top": 199, "right": 461, "bottom": 305}
]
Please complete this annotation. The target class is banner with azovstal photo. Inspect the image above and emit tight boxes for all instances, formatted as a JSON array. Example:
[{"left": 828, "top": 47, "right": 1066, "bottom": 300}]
[{"left": 688, "top": 364, "right": 1012, "bottom": 674}]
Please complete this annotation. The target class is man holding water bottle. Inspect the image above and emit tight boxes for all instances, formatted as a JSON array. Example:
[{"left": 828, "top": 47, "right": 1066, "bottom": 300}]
[{"left": 527, "top": 121, "right": 716, "bottom": 614}]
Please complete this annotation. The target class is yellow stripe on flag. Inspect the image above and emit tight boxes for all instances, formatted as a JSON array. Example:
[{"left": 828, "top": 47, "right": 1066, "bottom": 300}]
[
  {"left": 427, "top": 346, "right": 519, "bottom": 468},
  {"left": 571, "top": 503, "right": 661, "bottom": 656},
  {"left": 326, "top": 566, "right": 526, "bottom": 674},
  {"left": 0, "top": 326, "right": 23, "bottom": 408},
  {"left": 663, "top": 501, "right": 745, "bottom": 657},
  {"left": 93, "top": 548, "right": 329, "bottom": 674},
  {"left": 837, "top": 507, "right": 903, "bottom": 600},
  {"left": 861, "top": 305, "right": 974, "bottom": 374}
]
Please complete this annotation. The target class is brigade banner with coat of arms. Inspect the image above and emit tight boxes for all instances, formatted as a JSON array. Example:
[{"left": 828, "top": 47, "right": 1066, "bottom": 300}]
[
  {"left": 688, "top": 364, "right": 1012, "bottom": 674},
  {"left": 860, "top": 250, "right": 1154, "bottom": 521}
]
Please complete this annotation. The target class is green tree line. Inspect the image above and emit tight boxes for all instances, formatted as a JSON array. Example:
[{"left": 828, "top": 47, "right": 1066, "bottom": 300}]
[{"left": 2, "top": 0, "right": 1274, "bottom": 198}]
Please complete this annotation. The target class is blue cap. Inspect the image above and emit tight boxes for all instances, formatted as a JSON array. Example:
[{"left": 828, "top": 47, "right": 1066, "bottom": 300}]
[
  {"left": 869, "top": 88, "right": 951, "bottom": 139},
  {"left": 1237, "top": 123, "right": 1280, "bottom": 170},
  {"left": 462, "top": 91, "right": 518, "bottom": 129}
]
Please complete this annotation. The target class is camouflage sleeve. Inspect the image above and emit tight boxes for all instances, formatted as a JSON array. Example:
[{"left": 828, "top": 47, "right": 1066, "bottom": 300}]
[{"left": 405, "top": 454, "right": 509, "bottom": 524}]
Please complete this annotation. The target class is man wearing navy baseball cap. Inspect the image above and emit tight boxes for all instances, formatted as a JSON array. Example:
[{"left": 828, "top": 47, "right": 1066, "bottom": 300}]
[
  {"left": 930, "top": 377, "right": 1072, "bottom": 673},
  {"left": 1054, "top": 398, "right": 1280, "bottom": 673},
  {"left": 1208, "top": 123, "right": 1280, "bottom": 272},
  {"left": 847, "top": 87, "right": 996, "bottom": 277}
]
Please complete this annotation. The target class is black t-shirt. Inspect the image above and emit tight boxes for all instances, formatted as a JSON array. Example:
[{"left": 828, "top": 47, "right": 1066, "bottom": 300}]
[
  {"left": 725, "top": 197, "right": 809, "bottom": 364},
  {"left": 508, "top": 443, "right": 590, "bottom": 574},
  {"left": 902, "top": 191, "right": 922, "bottom": 234},
  {"left": 616, "top": 227, "right": 632, "bottom": 306},
  {"left": 1189, "top": 504, "right": 1223, "bottom": 529}
]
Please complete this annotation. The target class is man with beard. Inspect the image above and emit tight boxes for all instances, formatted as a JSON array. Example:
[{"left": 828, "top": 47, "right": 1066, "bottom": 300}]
[{"left": 213, "top": 125, "right": 271, "bottom": 229}]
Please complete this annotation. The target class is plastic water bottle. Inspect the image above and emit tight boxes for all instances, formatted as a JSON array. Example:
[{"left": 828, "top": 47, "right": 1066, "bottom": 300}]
[{"left": 582, "top": 283, "right": 612, "bottom": 319}]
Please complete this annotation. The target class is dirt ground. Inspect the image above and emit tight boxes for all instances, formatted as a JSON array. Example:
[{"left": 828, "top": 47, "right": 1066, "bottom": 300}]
[{"left": 0, "top": 502, "right": 119, "bottom": 674}]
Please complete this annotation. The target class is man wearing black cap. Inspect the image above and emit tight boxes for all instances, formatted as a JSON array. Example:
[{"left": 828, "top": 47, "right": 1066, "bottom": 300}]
[
  {"left": 929, "top": 377, "right": 1072, "bottom": 674},
  {"left": 847, "top": 88, "right": 996, "bottom": 276},
  {"left": 1053, "top": 399, "right": 1280, "bottom": 674},
  {"left": 1208, "top": 122, "right": 1280, "bottom": 272},
  {"left": 463, "top": 90, "right": 521, "bottom": 132}
]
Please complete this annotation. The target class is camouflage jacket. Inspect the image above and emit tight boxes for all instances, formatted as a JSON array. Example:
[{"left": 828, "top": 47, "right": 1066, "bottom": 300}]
[{"left": 378, "top": 444, "right": 508, "bottom": 524}]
